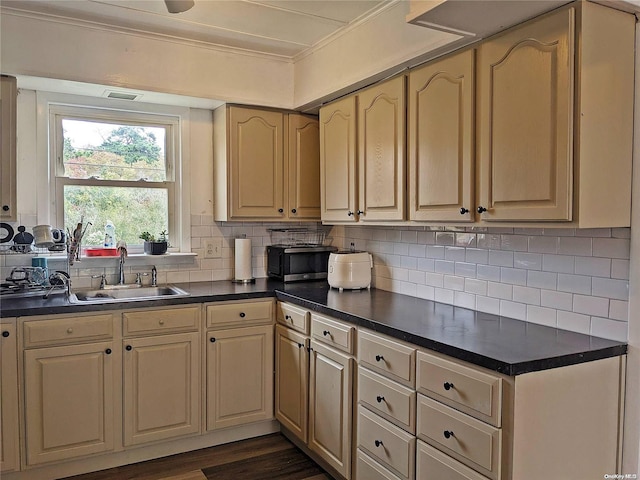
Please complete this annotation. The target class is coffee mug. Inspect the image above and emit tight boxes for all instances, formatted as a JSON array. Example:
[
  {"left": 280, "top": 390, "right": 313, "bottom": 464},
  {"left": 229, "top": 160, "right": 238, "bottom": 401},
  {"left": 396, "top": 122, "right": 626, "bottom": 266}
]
[{"left": 33, "top": 225, "right": 54, "bottom": 248}]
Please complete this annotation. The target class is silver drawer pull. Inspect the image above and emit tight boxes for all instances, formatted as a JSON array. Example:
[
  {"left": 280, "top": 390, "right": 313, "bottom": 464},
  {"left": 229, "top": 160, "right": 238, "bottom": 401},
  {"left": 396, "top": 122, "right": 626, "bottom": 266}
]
[{"left": 444, "top": 430, "right": 455, "bottom": 439}]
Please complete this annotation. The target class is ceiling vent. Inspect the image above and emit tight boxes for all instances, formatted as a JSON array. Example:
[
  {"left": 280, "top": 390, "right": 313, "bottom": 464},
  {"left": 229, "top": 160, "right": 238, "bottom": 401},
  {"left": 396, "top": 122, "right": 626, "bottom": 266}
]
[{"left": 103, "top": 90, "right": 142, "bottom": 101}]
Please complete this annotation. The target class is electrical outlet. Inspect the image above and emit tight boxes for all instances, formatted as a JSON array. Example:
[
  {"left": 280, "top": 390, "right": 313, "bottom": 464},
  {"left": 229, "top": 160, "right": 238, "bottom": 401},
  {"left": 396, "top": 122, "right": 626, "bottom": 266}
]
[{"left": 204, "top": 238, "right": 222, "bottom": 258}]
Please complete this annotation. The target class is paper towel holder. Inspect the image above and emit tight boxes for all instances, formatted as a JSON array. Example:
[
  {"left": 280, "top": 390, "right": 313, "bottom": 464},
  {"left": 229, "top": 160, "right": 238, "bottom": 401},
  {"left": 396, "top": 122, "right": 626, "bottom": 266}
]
[{"left": 232, "top": 236, "right": 256, "bottom": 284}]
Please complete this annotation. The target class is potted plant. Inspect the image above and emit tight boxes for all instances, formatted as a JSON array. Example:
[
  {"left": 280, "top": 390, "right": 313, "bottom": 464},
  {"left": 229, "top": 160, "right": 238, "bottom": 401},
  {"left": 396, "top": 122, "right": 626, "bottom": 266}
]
[{"left": 139, "top": 230, "right": 168, "bottom": 255}]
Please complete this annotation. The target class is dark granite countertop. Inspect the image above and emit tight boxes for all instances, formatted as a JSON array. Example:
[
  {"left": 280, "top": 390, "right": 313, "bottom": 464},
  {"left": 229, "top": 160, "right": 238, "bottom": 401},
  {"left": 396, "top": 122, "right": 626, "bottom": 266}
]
[{"left": 0, "top": 279, "right": 627, "bottom": 376}]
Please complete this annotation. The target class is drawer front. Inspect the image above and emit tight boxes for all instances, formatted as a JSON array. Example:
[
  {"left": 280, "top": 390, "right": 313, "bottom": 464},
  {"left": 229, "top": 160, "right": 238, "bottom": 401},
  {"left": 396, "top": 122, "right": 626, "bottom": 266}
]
[
  {"left": 358, "top": 406, "right": 416, "bottom": 480},
  {"left": 124, "top": 307, "right": 200, "bottom": 335},
  {"left": 417, "top": 440, "right": 489, "bottom": 480},
  {"left": 359, "top": 330, "right": 416, "bottom": 387},
  {"left": 277, "top": 302, "right": 310, "bottom": 334},
  {"left": 417, "top": 395, "right": 501, "bottom": 480},
  {"left": 356, "top": 449, "right": 403, "bottom": 480},
  {"left": 359, "top": 367, "right": 416, "bottom": 434},
  {"left": 207, "top": 300, "right": 272, "bottom": 328},
  {"left": 23, "top": 314, "right": 114, "bottom": 347},
  {"left": 417, "top": 351, "right": 502, "bottom": 427},
  {"left": 311, "top": 313, "right": 355, "bottom": 354}
]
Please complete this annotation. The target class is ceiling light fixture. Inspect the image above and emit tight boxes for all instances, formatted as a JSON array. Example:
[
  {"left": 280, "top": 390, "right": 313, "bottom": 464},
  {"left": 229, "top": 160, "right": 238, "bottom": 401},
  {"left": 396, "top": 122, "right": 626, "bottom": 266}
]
[{"left": 164, "top": 0, "right": 194, "bottom": 14}]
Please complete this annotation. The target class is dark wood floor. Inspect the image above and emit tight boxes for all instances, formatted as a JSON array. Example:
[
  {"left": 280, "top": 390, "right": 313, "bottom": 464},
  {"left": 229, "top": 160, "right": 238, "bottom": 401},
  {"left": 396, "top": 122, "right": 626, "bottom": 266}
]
[{"left": 62, "top": 433, "right": 331, "bottom": 480}]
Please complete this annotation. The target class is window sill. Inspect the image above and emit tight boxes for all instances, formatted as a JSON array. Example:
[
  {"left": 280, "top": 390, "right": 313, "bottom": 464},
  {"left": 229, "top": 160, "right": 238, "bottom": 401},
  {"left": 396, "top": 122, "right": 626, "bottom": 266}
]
[{"left": 34, "top": 252, "right": 198, "bottom": 269}]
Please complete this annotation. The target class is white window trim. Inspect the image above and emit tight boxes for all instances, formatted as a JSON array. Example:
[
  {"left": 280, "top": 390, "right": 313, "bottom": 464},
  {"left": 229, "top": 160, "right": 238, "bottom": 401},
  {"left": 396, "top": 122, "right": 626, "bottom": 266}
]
[{"left": 35, "top": 91, "right": 191, "bottom": 254}]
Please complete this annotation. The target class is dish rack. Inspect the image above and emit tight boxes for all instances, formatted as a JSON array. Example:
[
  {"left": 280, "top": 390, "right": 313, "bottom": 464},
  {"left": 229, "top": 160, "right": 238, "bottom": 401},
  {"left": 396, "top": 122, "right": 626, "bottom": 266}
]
[{"left": 267, "top": 228, "right": 326, "bottom": 246}]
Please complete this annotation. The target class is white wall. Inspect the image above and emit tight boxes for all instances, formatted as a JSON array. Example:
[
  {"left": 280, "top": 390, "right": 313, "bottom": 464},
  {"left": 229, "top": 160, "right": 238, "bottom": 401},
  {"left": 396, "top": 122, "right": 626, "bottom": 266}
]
[{"left": 0, "top": 10, "right": 293, "bottom": 108}]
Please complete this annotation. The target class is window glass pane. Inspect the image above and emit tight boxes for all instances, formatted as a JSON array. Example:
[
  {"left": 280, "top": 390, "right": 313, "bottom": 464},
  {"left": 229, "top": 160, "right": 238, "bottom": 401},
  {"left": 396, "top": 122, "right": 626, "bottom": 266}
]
[
  {"left": 62, "top": 119, "right": 166, "bottom": 181},
  {"left": 64, "top": 185, "right": 169, "bottom": 246}
]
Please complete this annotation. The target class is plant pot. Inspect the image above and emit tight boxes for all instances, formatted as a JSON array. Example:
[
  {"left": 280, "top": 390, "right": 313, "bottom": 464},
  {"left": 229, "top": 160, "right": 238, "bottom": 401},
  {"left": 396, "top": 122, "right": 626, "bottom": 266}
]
[{"left": 144, "top": 241, "right": 168, "bottom": 255}]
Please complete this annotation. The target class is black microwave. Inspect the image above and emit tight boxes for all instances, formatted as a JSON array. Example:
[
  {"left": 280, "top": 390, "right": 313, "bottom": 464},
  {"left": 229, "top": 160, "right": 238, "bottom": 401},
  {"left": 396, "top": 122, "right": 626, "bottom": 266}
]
[{"left": 267, "top": 245, "right": 337, "bottom": 282}]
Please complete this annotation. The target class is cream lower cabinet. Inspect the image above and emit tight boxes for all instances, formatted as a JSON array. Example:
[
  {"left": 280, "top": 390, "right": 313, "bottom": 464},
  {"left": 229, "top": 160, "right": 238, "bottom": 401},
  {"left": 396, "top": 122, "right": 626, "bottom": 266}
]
[
  {"left": 1, "top": 320, "right": 19, "bottom": 472},
  {"left": 22, "top": 313, "right": 118, "bottom": 466},
  {"left": 122, "top": 307, "right": 201, "bottom": 447},
  {"left": 275, "top": 302, "right": 355, "bottom": 479},
  {"left": 205, "top": 300, "right": 274, "bottom": 431}
]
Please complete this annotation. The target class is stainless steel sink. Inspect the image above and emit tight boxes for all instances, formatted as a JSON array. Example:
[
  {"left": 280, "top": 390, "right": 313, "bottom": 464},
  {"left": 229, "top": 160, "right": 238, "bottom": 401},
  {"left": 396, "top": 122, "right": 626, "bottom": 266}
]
[{"left": 68, "top": 285, "right": 189, "bottom": 304}]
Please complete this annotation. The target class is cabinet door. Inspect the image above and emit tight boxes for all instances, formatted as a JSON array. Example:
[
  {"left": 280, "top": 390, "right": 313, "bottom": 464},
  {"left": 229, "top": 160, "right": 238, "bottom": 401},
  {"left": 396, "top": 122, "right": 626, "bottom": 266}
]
[
  {"left": 357, "top": 76, "right": 406, "bottom": 222},
  {"left": 409, "top": 50, "right": 474, "bottom": 222},
  {"left": 24, "top": 341, "right": 115, "bottom": 465},
  {"left": 288, "top": 114, "right": 321, "bottom": 220},
  {"left": 123, "top": 332, "right": 200, "bottom": 446},
  {"left": 275, "top": 324, "right": 309, "bottom": 442},
  {"left": 320, "top": 95, "right": 358, "bottom": 222},
  {"left": 0, "top": 76, "right": 17, "bottom": 221},
  {"left": 207, "top": 325, "right": 274, "bottom": 430},
  {"left": 1, "top": 324, "right": 19, "bottom": 472},
  {"left": 309, "top": 340, "right": 353, "bottom": 479},
  {"left": 477, "top": 8, "right": 574, "bottom": 221},
  {"left": 229, "top": 107, "right": 285, "bottom": 218}
]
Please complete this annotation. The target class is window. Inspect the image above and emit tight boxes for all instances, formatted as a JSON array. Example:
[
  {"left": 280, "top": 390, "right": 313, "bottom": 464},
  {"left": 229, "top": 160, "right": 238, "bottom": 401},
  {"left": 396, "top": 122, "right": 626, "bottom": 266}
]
[{"left": 50, "top": 105, "right": 180, "bottom": 251}]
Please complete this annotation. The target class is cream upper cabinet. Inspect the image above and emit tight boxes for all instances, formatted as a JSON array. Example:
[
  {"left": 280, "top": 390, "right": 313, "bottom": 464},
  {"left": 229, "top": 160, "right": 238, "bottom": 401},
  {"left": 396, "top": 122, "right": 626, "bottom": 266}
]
[
  {"left": 123, "top": 331, "right": 201, "bottom": 446},
  {"left": 320, "top": 95, "right": 358, "bottom": 222},
  {"left": 357, "top": 76, "right": 406, "bottom": 222},
  {"left": 1, "top": 322, "right": 19, "bottom": 473},
  {"left": 287, "top": 114, "right": 321, "bottom": 220},
  {"left": 206, "top": 324, "right": 274, "bottom": 431},
  {"left": 23, "top": 340, "right": 116, "bottom": 466},
  {"left": 477, "top": 3, "right": 634, "bottom": 226},
  {"left": 408, "top": 49, "right": 474, "bottom": 222},
  {"left": 214, "top": 106, "right": 320, "bottom": 221},
  {"left": 0, "top": 75, "right": 17, "bottom": 221}
]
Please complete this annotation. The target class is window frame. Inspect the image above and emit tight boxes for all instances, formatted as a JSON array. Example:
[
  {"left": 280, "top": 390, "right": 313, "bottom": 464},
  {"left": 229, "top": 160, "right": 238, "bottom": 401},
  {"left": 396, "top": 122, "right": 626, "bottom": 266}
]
[{"left": 40, "top": 93, "right": 190, "bottom": 254}]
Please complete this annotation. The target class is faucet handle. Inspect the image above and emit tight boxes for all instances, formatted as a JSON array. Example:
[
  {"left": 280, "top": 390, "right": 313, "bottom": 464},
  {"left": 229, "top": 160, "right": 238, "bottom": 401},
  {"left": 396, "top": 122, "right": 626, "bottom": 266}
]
[
  {"left": 91, "top": 274, "right": 107, "bottom": 289},
  {"left": 135, "top": 272, "right": 149, "bottom": 286}
]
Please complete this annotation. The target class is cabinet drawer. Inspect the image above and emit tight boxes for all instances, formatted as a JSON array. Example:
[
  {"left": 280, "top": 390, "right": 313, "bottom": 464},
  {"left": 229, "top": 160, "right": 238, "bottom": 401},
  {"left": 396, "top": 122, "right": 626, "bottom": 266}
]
[
  {"left": 359, "top": 367, "right": 416, "bottom": 434},
  {"left": 417, "top": 350, "right": 502, "bottom": 427},
  {"left": 123, "top": 307, "right": 199, "bottom": 336},
  {"left": 207, "top": 300, "right": 272, "bottom": 328},
  {"left": 359, "top": 330, "right": 416, "bottom": 387},
  {"left": 356, "top": 449, "right": 403, "bottom": 480},
  {"left": 311, "top": 313, "right": 355, "bottom": 354},
  {"left": 277, "top": 302, "right": 310, "bottom": 335},
  {"left": 23, "top": 314, "right": 114, "bottom": 347},
  {"left": 358, "top": 406, "right": 416, "bottom": 480},
  {"left": 417, "top": 395, "right": 501, "bottom": 480},
  {"left": 417, "top": 440, "right": 489, "bottom": 480}
]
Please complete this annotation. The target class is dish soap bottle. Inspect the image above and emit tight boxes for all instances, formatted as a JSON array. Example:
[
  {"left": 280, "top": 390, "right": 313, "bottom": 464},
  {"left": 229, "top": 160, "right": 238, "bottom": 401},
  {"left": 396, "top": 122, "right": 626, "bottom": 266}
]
[{"left": 104, "top": 221, "right": 116, "bottom": 248}]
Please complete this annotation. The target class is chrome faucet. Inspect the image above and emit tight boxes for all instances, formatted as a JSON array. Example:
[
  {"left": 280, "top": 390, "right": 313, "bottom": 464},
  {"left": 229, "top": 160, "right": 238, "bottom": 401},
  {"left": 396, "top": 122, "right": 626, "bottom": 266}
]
[
  {"left": 116, "top": 241, "right": 128, "bottom": 285},
  {"left": 151, "top": 265, "right": 157, "bottom": 287}
]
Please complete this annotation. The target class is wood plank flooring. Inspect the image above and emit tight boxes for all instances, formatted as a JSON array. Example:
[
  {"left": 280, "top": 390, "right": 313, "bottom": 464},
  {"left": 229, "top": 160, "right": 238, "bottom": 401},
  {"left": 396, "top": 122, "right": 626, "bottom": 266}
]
[{"left": 62, "top": 433, "right": 331, "bottom": 480}]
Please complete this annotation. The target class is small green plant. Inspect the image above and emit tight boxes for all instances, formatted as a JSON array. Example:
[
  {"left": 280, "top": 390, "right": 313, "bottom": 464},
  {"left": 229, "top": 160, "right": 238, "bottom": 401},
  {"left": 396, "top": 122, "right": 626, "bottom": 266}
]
[{"left": 139, "top": 231, "right": 168, "bottom": 243}]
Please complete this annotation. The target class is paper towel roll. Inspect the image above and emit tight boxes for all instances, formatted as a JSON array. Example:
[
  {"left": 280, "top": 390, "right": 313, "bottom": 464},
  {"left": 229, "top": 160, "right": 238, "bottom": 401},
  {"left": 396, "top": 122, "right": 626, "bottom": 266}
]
[{"left": 234, "top": 238, "right": 252, "bottom": 281}]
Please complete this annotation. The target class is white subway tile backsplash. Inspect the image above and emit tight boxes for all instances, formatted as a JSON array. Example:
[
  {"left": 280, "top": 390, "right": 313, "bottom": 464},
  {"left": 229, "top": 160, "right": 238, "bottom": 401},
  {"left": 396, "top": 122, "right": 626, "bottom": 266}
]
[
  {"left": 557, "top": 311, "right": 591, "bottom": 334},
  {"left": 488, "top": 282, "right": 513, "bottom": 300},
  {"left": 500, "top": 300, "right": 526, "bottom": 320},
  {"left": 408, "top": 270, "right": 425, "bottom": 285},
  {"left": 477, "top": 233, "right": 501, "bottom": 249},
  {"left": 593, "top": 238, "right": 630, "bottom": 259},
  {"left": 426, "top": 246, "right": 445, "bottom": 259},
  {"left": 527, "top": 270, "right": 558, "bottom": 290},
  {"left": 466, "top": 248, "right": 489, "bottom": 264},
  {"left": 590, "top": 317, "right": 627, "bottom": 342},
  {"left": 401, "top": 256, "right": 418, "bottom": 270},
  {"left": 445, "top": 247, "right": 466, "bottom": 262},
  {"left": 454, "top": 291, "right": 476, "bottom": 309},
  {"left": 455, "top": 262, "right": 477, "bottom": 278},
  {"left": 611, "top": 259, "right": 630, "bottom": 280},
  {"left": 443, "top": 275, "right": 465, "bottom": 291},
  {"left": 394, "top": 243, "right": 409, "bottom": 256},
  {"left": 426, "top": 272, "right": 444, "bottom": 288},
  {"left": 526, "top": 305, "right": 557, "bottom": 327},
  {"left": 435, "top": 232, "right": 455, "bottom": 245},
  {"left": 476, "top": 296, "right": 500, "bottom": 315},
  {"left": 417, "top": 258, "right": 435, "bottom": 272},
  {"left": 514, "top": 252, "right": 543, "bottom": 270},
  {"left": 435, "top": 288, "right": 454, "bottom": 304},
  {"left": 465, "top": 278, "right": 488, "bottom": 296},
  {"left": 477, "top": 264, "right": 501, "bottom": 282},
  {"left": 528, "top": 235, "right": 558, "bottom": 254},
  {"left": 500, "top": 234, "right": 528, "bottom": 252},
  {"left": 513, "top": 285, "right": 541, "bottom": 305},
  {"left": 409, "top": 243, "right": 426, "bottom": 257},
  {"left": 592, "top": 277, "right": 629, "bottom": 301},
  {"left": 417, "top": 231, "right": 436, "bottom": 245},
  {"left": 416, "top": 284, "right": 435, "bottom": 300},
  {"left": 609, "top": 300, "right": 629, "bottom": 322},
  {"left": 574, "top": 257, "right": 611, "bottom": 277},
  {"left": 557, "top": 274, "right": 592, "bottom": 295},
  {"left": 558, "top": 237, "right": 593, "bottom": 256},
  {"left": 401, "top": 230, "right": 418, "bottom": 243},
  {"left": 489, "top": 250, "right": 514, "bottom": 267},
  {"left": 573, "top": 294, "right": 609, "bottom": 317},
  {"left": 455, "top": 233, "right": 476, "bottom": 248},
  {"left": 435, "top": 260, "right": 455, "bottom": 274},
  {"left": 541, "top": 254, "right": 575, "bottom": 273},
  {"left": 540, "top": 289, "right": 573, "bottom": 311},
  {"left": 612, "top": 228, "right": 631, "bottom": 239},
  {"left": 500, "top": 267, "right": 527, "bottom": 286},
  {"left": 576, "top": 228, "right": 611, "bottom": 238}
]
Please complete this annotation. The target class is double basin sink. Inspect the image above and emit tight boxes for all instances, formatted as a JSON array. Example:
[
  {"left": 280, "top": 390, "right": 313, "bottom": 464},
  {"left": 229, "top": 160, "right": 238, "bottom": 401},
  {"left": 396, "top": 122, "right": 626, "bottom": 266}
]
[{"left": 68, "top": 285, "right": 189, "bottom": 304}]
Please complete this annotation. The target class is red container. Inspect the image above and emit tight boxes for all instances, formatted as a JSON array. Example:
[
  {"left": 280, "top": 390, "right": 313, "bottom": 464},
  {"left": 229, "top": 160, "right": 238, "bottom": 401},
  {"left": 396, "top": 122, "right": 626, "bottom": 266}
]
[{"left": 84, "top": 247, "right": 119, "bottom": 257}]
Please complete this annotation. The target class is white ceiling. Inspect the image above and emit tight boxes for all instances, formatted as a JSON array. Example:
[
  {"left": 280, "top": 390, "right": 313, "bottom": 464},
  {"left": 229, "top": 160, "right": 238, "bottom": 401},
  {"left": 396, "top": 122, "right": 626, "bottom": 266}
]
[{"left": 2, "top": 0, "right": 391, "bottom": 58}]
